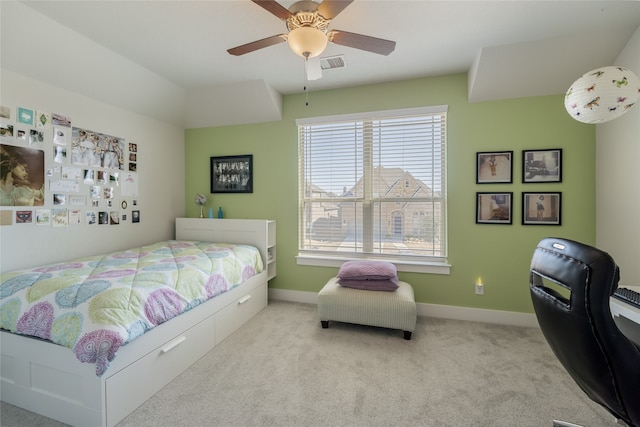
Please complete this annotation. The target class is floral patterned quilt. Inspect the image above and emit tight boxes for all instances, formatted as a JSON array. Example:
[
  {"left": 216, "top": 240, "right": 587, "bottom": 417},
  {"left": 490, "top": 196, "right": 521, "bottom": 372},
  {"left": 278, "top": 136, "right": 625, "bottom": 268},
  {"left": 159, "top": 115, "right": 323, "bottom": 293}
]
[{"left": 0, "top": 240, "right": 263, "bottom": 376}]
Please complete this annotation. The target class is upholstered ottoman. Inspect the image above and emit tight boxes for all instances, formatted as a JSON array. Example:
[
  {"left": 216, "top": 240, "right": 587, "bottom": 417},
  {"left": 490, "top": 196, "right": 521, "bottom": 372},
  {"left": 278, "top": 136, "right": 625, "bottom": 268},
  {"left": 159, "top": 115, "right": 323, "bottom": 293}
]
[{"left": 318, "top": 277, "right": 417, "bottom": 340}]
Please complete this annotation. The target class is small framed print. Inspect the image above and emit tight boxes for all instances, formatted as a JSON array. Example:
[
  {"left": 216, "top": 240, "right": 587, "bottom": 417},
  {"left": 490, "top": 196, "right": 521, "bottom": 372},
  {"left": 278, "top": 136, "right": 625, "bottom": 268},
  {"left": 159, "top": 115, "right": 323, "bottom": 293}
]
[
  {"left": 36, "top": 209, "right": 51, "bottom": 225},
  {"left": 523, "top": 149, "right": 562, "bottom": 183},
  {"left": 35, "top": 111, "right": 51, "bottom": 128},
  {"left": 210, "top": 154, "right": 253, "bottom": 193},
  {"left": 0, "top": 123, "right": 13, "bottom": 138},
  {"left": 476, "top": 151, "right": 513, "bottom": 184},
  {"left": 17, "top": 107, "right": 34, "bottom": 126},
  {"left": 51, "top": 113, "right": 72, "bottom": 127},
  {"left": 522, "top": 192, "right": 561, "bottom": 225},
  {"left": 0, "top": 106, "right": 11, "bottom": 120},
  {"left": 476, "top": 192, "right": 513, "bottom": 224},
  {"left": 15, "top": 210, "right": 33, "bottom": 224}
]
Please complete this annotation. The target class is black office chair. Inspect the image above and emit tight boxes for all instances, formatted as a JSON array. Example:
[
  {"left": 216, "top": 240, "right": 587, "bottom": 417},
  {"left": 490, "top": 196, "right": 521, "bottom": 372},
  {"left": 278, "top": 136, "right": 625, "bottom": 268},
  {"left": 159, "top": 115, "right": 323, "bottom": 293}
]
[{"left": 529, "top": 237, "right": 640, "bottom": 427}]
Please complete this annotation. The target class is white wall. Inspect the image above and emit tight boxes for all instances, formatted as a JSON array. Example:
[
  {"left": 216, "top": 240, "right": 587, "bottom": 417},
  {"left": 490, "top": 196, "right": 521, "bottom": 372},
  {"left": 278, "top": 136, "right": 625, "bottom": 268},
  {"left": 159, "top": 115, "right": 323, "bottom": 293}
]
[
  {"left": 596, "top": 25, "right": 640, "bottom": 286},
  {"left": 0, "top": 2, "right": 187, "bottom": 272},
  {"left": 0, "top": 70, "right": 185, "bottom": 272},
  {"left": 0, "top": 1, "right": 186, "bottom": 127}
]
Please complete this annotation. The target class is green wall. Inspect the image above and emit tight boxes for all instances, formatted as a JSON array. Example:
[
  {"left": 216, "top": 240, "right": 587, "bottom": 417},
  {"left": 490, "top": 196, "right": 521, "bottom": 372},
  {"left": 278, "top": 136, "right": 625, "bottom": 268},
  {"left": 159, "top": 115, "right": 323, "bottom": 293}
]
[{"left": 185, "top": 73, "right": 595, "bottom": 314}]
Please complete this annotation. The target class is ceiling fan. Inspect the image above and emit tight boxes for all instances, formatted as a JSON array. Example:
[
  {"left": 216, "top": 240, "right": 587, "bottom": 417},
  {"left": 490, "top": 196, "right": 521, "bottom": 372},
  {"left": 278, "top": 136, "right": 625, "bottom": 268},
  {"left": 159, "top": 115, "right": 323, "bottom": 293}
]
[{"left": 227, "top": 0, "right": 396, "bottom": 80}]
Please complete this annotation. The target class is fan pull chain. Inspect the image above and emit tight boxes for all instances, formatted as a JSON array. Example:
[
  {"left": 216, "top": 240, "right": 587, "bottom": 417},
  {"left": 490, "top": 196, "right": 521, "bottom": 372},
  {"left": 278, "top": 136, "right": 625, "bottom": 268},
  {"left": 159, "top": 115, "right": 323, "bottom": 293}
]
[{"left": 304, "top": 55, "right": 310, "bottom": 106}]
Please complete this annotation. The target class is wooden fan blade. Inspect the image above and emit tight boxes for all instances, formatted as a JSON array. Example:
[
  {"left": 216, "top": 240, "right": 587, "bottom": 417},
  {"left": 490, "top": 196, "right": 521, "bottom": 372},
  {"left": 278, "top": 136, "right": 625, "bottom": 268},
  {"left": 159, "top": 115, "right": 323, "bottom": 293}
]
[
  {"left": 227, "top": 34, "right": 287, "bottom": 56},
  {"left": 251, "top": 0, "right": 292, "bottom": 20},
  {"left": 328, "top": 30, "right": 396, "bottom": 55},
  {"left": 317, "top": 0, "right": 354, "bottom": 20}
]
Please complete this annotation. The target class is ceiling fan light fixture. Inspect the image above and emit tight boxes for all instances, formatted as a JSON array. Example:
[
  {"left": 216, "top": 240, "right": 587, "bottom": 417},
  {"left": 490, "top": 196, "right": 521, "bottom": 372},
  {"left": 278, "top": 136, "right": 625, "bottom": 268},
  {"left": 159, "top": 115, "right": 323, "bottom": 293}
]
[
  {"left": 287, "top": 26, "right": 328, "bottom": 58},
  {"left": 564, "top": 66, "right": 639, "bottom": 124}
]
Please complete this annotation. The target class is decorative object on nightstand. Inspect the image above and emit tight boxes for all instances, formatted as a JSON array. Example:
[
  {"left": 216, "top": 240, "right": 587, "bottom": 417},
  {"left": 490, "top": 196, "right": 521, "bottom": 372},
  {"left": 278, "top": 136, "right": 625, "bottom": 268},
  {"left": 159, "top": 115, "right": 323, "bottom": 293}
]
[
  {"left": 195, "top": 193, "right": 207, "bottom": 218},
  {"left": 564, "top": 66, "right": 639, "bottom": 124}
]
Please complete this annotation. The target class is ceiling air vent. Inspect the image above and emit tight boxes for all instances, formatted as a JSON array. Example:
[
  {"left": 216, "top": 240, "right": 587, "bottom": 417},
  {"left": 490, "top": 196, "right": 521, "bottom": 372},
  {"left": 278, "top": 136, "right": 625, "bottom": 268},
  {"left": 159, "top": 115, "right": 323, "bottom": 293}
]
[{"left": 320, "top": 55, "right": 347, "bottom": 71}]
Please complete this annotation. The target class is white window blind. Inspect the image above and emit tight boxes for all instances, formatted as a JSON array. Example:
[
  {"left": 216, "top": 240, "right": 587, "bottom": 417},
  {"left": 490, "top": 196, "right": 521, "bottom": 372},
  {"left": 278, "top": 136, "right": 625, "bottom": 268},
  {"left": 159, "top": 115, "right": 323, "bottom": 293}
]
[{"left": 297, "top": 106, "right": 448, "bottom": 265}]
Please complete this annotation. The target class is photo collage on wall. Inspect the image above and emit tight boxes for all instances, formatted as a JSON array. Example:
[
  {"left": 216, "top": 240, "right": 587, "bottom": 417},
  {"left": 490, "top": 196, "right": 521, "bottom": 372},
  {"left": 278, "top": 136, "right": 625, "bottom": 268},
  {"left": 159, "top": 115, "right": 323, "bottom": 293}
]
[
  {"left": 0, "top": 105, "right": 140, "bottom": 226},
  {"left": 475, "top": 149, "right": 562, "bottom": 226}
]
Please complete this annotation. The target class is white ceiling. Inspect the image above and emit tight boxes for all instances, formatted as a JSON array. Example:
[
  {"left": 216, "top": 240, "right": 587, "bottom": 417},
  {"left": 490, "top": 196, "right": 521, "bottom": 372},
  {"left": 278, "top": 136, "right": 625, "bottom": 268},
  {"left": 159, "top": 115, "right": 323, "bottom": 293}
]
[{"left": 2, "top": 1, "right": 639, "bottom": 128}]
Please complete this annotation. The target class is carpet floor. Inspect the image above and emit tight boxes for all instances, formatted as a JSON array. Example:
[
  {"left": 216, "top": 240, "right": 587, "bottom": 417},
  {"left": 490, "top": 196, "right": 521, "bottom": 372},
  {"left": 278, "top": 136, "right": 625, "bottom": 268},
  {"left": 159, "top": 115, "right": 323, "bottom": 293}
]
[{"left": 1, "top": 300, "right": 614, "bottom": 426}]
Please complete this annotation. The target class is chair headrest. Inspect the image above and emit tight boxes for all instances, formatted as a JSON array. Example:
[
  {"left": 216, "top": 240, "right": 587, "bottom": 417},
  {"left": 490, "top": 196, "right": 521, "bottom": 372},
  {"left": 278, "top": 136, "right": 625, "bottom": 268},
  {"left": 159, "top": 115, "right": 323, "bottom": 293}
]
[{"left": 530, "top": 237, "right": 618, "bottom": 298}]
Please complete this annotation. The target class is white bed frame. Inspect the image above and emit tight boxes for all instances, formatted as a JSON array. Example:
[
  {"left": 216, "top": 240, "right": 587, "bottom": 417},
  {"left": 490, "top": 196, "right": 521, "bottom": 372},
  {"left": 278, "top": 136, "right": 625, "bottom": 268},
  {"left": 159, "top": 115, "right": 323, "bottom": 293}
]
[{"left": 0, "top": 218, "right": 273, "bottom": 426}]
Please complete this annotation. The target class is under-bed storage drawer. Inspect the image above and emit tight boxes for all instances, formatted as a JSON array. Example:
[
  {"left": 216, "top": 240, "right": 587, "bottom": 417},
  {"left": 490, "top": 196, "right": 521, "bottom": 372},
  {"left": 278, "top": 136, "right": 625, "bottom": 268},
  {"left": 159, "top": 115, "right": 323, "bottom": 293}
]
[
  {"left": 104, "top": 310, "right": 218, "bottom": 426},
  {"left": 216, "top": 282, "right": 267, "bottom": 344}
]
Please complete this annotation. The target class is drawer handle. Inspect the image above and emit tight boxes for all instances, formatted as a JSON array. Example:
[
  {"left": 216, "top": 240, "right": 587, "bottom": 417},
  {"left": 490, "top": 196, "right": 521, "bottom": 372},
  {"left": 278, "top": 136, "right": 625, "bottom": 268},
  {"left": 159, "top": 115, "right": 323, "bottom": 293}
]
[
  {"left": 160, "top": 336, "right": 186, "bottom": 354},
  {"left": 238, "top": 295, "right": 252, "bottom": 305}
]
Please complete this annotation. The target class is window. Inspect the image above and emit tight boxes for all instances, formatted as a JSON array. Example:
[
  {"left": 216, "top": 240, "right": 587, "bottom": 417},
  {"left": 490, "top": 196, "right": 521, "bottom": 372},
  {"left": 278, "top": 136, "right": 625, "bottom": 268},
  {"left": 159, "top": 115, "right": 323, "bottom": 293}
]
[{"left": 297, "top": 106, "right": 449, "bottom": 273}]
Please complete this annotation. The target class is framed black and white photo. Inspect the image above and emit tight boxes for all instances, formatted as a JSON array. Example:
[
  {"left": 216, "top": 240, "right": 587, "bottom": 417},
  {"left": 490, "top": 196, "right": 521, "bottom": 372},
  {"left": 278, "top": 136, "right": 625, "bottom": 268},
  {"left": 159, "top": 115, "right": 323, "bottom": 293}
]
[
  {"left": 522, "top": 192, "right": 561, "bottom": 225},
  {"left": 210, "top": 154, "right": 253, "bottom": 193},
  {"left": 476, "top": 192, "right": 513, "bottom": 224},
  {"left": 476, "top": 151, "right": 513, "bottom": 184},
  {"left": 522, "top": 149, "right": 562, "bottom": 183}
]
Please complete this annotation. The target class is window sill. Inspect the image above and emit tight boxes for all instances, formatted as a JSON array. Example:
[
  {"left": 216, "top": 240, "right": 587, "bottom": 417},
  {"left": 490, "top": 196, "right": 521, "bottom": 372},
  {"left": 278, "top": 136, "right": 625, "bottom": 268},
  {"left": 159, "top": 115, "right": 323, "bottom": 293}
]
[{"left": 296, "top": 255, "right": 451, "bottom": 275}]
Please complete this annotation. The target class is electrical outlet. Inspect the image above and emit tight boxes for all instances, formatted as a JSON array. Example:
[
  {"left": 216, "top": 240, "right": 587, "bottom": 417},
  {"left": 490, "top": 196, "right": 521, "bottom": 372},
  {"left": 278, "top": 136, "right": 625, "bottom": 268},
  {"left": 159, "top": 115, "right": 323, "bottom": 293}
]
[{"left": 475, "top": 281, "right": 484, "bottom": 295}]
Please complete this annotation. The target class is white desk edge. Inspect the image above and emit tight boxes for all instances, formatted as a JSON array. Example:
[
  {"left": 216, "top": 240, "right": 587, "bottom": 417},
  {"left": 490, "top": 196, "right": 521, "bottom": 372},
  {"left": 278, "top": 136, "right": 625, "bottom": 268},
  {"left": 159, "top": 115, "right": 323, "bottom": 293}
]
[{"left": 610, "top": 285, "right": 640, "bottom": 346}]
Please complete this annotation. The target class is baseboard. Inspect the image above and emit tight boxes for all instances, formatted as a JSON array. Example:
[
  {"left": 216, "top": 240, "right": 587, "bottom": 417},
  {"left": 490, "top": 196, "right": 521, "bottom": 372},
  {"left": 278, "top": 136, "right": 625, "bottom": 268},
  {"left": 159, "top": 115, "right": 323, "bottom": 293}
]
[
  {"left": 418, "top": 301, "right": 539, "bottom": 328},
  {"left": 268, "top": 288, "right": 539, "bottom": 328}
]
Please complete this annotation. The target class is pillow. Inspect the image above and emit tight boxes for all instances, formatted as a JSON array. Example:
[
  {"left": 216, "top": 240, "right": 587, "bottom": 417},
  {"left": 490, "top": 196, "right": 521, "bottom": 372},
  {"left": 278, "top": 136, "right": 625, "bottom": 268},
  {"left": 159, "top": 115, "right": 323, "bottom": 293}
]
[
  {"left": 337, "top": 260, "right": 398, "bottom": 281},
  {"left": 337, "top": 261, "right": 399, "bottom": 291},
  {"left": 338, "top": 277, "right": 399, "bottom": 292}
]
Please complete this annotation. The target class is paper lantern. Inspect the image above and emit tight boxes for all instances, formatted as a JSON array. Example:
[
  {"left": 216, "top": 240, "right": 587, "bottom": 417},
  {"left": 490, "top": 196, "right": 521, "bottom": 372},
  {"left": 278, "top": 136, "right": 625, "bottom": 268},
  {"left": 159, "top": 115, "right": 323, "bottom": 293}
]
[{"left": 564, "top": 66, "right": 639, "bottom": 124}]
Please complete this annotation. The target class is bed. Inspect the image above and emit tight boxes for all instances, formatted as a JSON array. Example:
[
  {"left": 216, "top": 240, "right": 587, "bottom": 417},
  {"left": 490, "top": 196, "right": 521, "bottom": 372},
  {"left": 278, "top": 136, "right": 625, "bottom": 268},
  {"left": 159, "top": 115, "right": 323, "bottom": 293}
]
[{"left": 0, "top": 218, "right": 275, "bottom": 427}]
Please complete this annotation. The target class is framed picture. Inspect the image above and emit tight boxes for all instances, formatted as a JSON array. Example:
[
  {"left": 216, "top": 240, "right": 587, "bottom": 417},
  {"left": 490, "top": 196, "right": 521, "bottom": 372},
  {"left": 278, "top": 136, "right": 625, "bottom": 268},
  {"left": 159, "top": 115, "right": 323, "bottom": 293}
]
[
  {"left": 17, "top": 107, "right": 34, "bottom": 126},
  {"left": 476, "top": 151, "right": 513, "bottom": 183},
  {"left": 522, "top": 192, "right": 561, "bottom": 225},
  {"left": 476, "top": 192, "right": 513, "bottom": 224},
  {"left": 523, "top": 149, "right": 562, "bottom": 183},
  {"left": 210, "top": 154, "right": 253, "bottom": 193}
]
